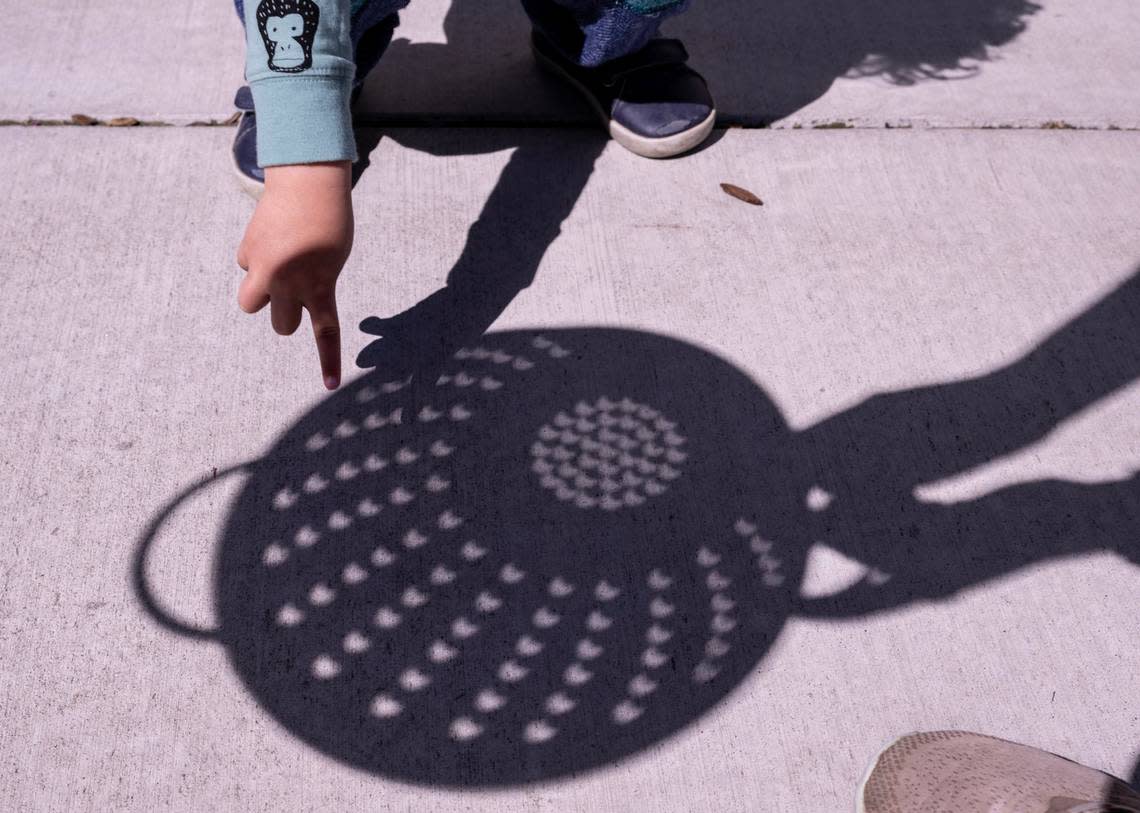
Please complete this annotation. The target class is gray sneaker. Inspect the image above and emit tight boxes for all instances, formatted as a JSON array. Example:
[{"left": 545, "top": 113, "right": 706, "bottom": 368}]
[{"left": 859, "top": 731, "right": 1140, "bottom": 813}]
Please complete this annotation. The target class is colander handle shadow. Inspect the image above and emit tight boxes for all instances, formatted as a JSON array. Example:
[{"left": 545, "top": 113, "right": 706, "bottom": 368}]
[
  {"left": 789, "top": 569, "right": 914, "bottom": 619},
  {"left": 132, "top": 462, "right": 256, "bottom": 641}
]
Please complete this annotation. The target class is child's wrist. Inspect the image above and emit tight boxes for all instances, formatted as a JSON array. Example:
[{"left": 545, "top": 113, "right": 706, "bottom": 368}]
[{"left": 264, "top": 161, "right": 352, "bottom": 195}]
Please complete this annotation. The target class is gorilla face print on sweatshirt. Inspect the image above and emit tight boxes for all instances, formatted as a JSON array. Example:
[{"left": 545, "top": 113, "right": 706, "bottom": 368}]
[{"left": 257, "top": 0, "right": 321, "bottom": 72}]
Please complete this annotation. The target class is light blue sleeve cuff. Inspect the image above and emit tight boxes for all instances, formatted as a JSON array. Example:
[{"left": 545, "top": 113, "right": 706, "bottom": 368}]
[{"left": 250, "top": 76, "right": 358, "bottom": 168}]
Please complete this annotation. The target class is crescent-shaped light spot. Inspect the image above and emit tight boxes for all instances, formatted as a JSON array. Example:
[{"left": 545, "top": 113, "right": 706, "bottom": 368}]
[
  {"left": 294, "top": 525, "right": 320, "bottom": 547},
  {"left": 628, "top": 674, "right": 658, "bottom": 697},
  {"left": 516, "top": 635, "right": 544, "bottom": 658},
  {"left": 303, "top": 473, "right": 328, "bottom": 494},
  {"left": 475, "top": 688, "right": 506, "bottom": 712},
  {"left": 341, "top": 562, "right": 369, "bottom": 585},
  {"left": 436, "top": 510, "right": 464, "bottom": 531},
  {"left": 363, "top": 454, "right": 387, "bottom": 471},
  {"left": 461, "top": 541, "right": 487, "bottom": 561},
  {"left": 711, "top": 614, "right": 737, "bottom": 634},
  {"left": 450, "top": 616, "right": 479, "bottom": 639},
  {"left": 498, "top": 660, "right": 529, "bottom": 683},
  {"left": 374, "top": 606, "right": 401, "bottom": 628},
  {"left": 428, "top": 639, "right": 459, "bottom": 664},
  {"left": 308, "top": 582, "right": 336, "bottom": 606},
  {"left": 356, "top": 497, "right": 381, "bottom": 517},
  {"left": 475, "top": 591, "right": 502, "bottom": 613},
  {"left": 586, "top": 611, "right": 613, "bottom": 632},
  {"left": 696, "top": 547, "right": 722, "bottom": 568},
  {"left": 370, "top": 546, "right": 396, "bottom": 567},
  {"left": 389, "top": 486, "right": 415, "bottom": 505},
  {"left": 395, "top": 448, "right": 420, "bottom": 466},
  {"left": 429, "top": 564, "right": 456, "bottom": 586},
  {"left": 450, "top": 717, "right": 483, "bottom": 742},
  {"left": 343, "top": 630, "right": 371, "bottom": 654},
  {"left": 612, "top": 700, "right": 644, "bottom": 725},
  {"left": 370, "top": 694, "right": 402, "bottom": 718},
  {"left": 595, "top": 581, "right": 621, "bottom": 602},
  {"left": 524, "top": 720, "right": 558, "bottom": 743},
  {"left": 545, "top": 692, "right": 576, "bottom": 715},
  {"left": 402, "top": 528, "right": 429, "bottom": 549},
  {"left": 705, "top": 637, "right": 731, "bottom": 658},
  {"left": 262, "top": 543, "right": 289, "bottom": 567},
  {"left": 564, "top": 662, "right": 593, "bottom": 686},
  {"left": 532, "top": 607, "right": 561, "bottom": 628},
  {"left": 399, "top": 668, "right": 431, "bottom": 691},
  {"left": 649, "top": 597, "right": 675, "bottom": 619},
  {"left": 276, "top": 603, "right": 304, "bottom": 627},
  {"left": 311, "top": 654, "right": 341, "bottom": 680},
  {"left": 548, "top": 577, "right": 575, "bottom": 598},
  {"left": 575, "top": 639, "right": 603, "bottom": 660}
]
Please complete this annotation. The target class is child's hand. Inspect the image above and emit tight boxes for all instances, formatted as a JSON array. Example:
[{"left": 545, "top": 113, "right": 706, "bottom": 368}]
[{"left": 236, "top": 161, "right": 354, "bottom": 390}]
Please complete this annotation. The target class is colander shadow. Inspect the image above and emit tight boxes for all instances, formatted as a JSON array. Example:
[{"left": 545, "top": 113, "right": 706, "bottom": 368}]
[
  {"left": 136, "top": 269, "right": 1140, "bottom": 787},
  {"left": 214, "top": 327, "right": 802, "bottom": 786}
]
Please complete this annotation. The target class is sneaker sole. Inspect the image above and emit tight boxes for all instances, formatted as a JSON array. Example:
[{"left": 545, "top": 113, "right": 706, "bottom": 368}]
[
  {"left": 531, "top": 39, "right": 717, "bottom": 159},
  {"left": 230, "top": 148, "right": 265, "bottom": 201}
]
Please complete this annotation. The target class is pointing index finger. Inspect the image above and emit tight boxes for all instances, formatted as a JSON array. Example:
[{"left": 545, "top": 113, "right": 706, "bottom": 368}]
[{"left": 308, "top": 294, "right": 341, "bottom": 390}]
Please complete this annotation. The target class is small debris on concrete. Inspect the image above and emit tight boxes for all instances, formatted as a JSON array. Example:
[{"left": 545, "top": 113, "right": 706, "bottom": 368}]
[
  {"left": 71, "top": 114, "right": 98, "bottom": 126},
  {"left": 720, "top": 183, "right": 763, "bottom": 206},
  {"left": 107, "top": 117, "right": 141, "bottom": 127}
]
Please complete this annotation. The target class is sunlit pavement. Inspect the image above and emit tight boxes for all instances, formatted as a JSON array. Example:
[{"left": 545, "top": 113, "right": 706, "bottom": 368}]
[{"left": 1, "top": 2, "right": 1138, "bottom": 811}]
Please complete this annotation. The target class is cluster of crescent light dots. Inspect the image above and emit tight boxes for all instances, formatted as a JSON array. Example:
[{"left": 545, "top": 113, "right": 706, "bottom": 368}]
[
  {"left": 257, "top": 337, "right": 787, "bottom": 749},
  {"left": 530, "top": 396, "right": 688, "bottom": 511}
]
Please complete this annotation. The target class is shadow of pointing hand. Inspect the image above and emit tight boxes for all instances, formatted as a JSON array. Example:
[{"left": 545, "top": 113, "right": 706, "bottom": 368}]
[{"left": 354, "top": 129, "right": 606, "bottom": 379}]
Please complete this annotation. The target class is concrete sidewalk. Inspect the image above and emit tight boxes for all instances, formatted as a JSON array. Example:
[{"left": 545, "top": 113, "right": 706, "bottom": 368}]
[
  {"left": 2, "top": 0, "right": 1140, "bottom": 810},
  {"left": 1, "top": 124, "right": 1138, "bottom": 810}
]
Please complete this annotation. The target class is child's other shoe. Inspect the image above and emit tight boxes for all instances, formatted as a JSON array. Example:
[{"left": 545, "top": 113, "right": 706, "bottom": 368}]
[
  {"left": 531, "top": 31, "right": 716, "bottom": 159},
  {"left": 858, "top": 731, "right": 1140, "bottom": 813},
  {"left": 230, "top": 86, "right": 264, "bottom": 199}
]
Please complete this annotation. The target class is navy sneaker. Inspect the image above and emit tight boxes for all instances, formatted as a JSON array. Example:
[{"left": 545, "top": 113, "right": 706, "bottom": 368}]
[
  {"left": 531, "top": 31, "right": 716, "bottom": 159},
  {"left": 231, "top": 86, "right": 264, "bottom": 199}
]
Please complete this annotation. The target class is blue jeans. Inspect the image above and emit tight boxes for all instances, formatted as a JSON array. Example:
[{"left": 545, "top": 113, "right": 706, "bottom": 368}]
[{"left": 235, "top": 0, "right": 691, "bottom": 82}]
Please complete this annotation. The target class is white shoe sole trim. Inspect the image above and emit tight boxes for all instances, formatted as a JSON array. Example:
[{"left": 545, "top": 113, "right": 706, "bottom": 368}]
[
  {"left": 855, "top": 733, "right": 919, "bottom": 813},
  {"left": 230, "top": 146, "right": 265, "bottom": 201}
]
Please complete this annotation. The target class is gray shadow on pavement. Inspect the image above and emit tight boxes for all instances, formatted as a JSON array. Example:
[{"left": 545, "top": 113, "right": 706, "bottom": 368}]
[
  {"left": 356, "top": 0, "right": 1042, "bottom": 124},
  {"left": 137, "top": 267, "right": 1140, "bottom": 787}
]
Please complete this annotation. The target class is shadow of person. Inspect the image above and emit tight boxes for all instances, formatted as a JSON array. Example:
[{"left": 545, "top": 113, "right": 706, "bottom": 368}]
[
  {"left": 790, "top": 270, "right": 1140, "bottom": 617},
  {"left": 669, "top": 0, "right": 1042, "bottom": 123},
  {"left": 136, "top": 268, "right": 1140, "bottom": 787},
  {"left": 352, "top": 127, "right": 606, "bottom": 384},
  {"left": 351, "top": 0, "right": 1042, "bottom": 127},
  {"left": 347, "top": 0, "right": 1044, "bottom": 371},
  {"left": 347, "top": 0, "right": 610, "bottom": 378}
]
